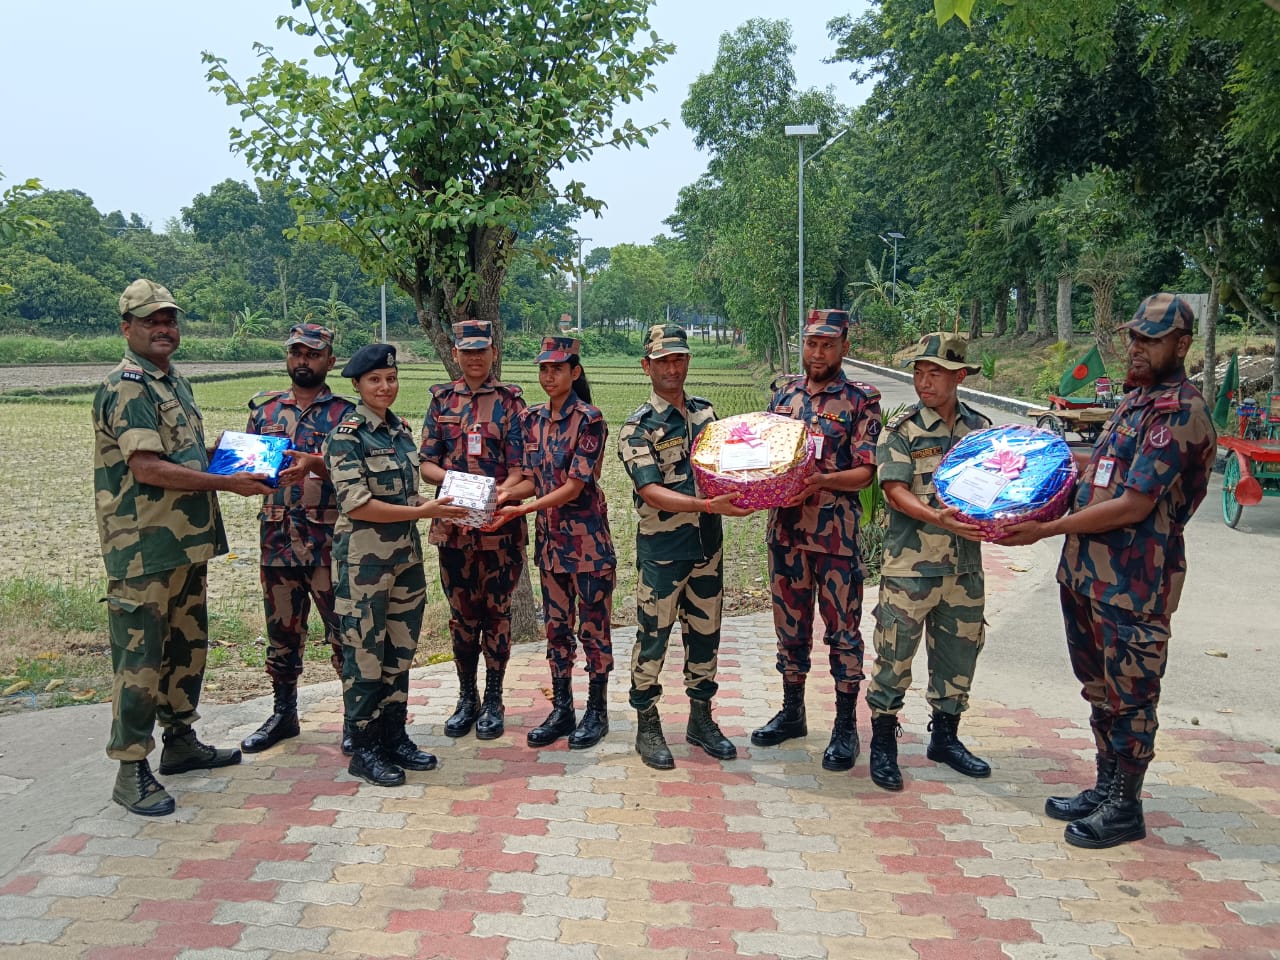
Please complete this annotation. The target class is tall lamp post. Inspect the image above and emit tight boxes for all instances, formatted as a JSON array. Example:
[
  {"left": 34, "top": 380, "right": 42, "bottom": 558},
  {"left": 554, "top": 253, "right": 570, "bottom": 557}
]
[
  {"left": 879, "top": 231, "right": 905, "bottom": 305},
  {"left": 785, "top": 123, "right": 819, "bottom": 367},
  {"left": 574, "top": 235, "right": 592, "bottom": 334}
]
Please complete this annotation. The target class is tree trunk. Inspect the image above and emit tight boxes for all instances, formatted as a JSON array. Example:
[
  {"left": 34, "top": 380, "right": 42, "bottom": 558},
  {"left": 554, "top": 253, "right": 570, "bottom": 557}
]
[
  {"left": 1056, "top": 273, "right": 1073, "bottom": 344},
  {"left": 992, "top": 288, "right": 1008, "bottom": 338},
  {"left": 775, "top": 297, "right": 791, "bottom": 375},
  {"left": 968, "top": 295, "right": 983, "bottom": 340},
  {"left": 277, "top": 260, "right": 289, "bottom": 327},
  {"left": 1202, "top": 276, "right": 1220, "bottom": 404},
  {"left": 1014, "top": 278, "right": 1030, "bottom": 337},
  {"left": 1034, "top": 278, "right": 1052, "bottom": 341},
  {"left": 1090, "top": 278, "right": 1117, "bottom": 359}
]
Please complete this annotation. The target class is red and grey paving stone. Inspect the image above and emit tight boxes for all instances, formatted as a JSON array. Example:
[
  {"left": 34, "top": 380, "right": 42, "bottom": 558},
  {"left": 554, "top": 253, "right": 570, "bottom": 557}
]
[{"left": 2, "top": 550, "right": 1278, "bottom": 958}]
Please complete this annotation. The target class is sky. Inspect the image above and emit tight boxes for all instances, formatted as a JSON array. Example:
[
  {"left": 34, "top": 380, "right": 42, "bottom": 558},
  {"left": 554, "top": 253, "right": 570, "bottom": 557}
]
[{"left": 1, "top": 0, "right": 872, "bottom": 251}]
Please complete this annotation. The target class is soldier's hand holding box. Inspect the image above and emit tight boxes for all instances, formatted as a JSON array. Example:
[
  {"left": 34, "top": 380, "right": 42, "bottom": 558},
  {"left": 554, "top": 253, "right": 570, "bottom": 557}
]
[
  {"left": 208, "top": 431, "right": 293, "bottom": 488},
  {"left": 438, "top": 469, "right": 498, "bottom": 527}
]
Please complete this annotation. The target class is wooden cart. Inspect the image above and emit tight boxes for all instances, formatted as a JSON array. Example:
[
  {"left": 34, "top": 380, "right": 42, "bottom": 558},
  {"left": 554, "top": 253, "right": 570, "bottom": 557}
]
[{"left": 1028, "top": 404, "right": 1114, "bottom": 444}]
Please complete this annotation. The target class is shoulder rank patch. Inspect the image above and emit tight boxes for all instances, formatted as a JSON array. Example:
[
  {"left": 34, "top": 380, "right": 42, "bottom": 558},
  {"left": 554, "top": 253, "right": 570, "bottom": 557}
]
[
  {"left": 335, "top": 416, "right": 364, "bottom": 435},
  {"left": 850, "top": 380, "right": 881, "bottom": 401},
  {"left": 886, "top": 409, "right": 914, "bottom": 432},
  {"left": 655, "top": 436, "right": 684, "bottom": 451},
  {"left": 248, "top": 390, "right": 286, "bottom": 410},
  {"left": 625, "top": 402, "right": 653, "bottom": 425},
  {"left": 120, "top": 368, "right": 144, "bottom": 383},
  {"left": 688, "top": 395, "right": 713, "bottom": 410},
  {"left": 911, "top": 445, "right": 944, "bottom": 460},
  {"left": 429, "top": 383, "right": 451, "bottom": 399},
  {"left": 770, "top": 373, "right": 802, "bottom": 392},
  {"left": 498, "top": 382, "right": 523, "bottom": 398},
  {"left": 1153, "top": 394, "right": 1182, "bottom": 412}
]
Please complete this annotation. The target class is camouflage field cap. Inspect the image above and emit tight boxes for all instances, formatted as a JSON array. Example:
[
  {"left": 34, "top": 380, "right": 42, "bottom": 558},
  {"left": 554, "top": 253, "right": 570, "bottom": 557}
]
[
  {"left": 119, "top": 279, "right": 183, "bottom": 319},
  {"left": 643, "top": 324, "right": 690, "bottom": 359},
  {"left": 803, "top": 308, "right": 850, "bottom": 338},
  {"left": 284, "top": 322, "right": 335, "bottom": 351},
  {"left": 453, "top": 320, "right": 493, "bottom": 349},
  {"left": 900, "top": 333, "right": 980, "bottom": 373},
  {"left": 536, "top": 336, "right": 581, "bottom": 364},
  {"left": 341, "top": 343, "right": 397, "bottom": 378},
  {"left": 1122, "top": 293, "right": 1195, "bottom": 339}
]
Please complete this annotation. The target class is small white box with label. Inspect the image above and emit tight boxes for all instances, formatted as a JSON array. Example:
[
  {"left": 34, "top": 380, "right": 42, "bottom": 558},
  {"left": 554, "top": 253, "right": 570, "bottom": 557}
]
[{"left": 439, "top": 470, "right": 497, "bottom": 527}]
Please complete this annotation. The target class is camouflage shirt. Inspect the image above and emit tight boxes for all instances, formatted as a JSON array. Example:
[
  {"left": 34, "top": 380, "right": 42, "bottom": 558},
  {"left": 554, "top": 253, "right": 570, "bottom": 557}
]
[
  {"left": 92, "top": 350, "right": 228, "bottom": 579},
  {"left": 323, "top": 403, "right": 423, "bottom": 568},
  {"left": 876, "top": 400, "right": 992, "bottom": 578},
  {"left": 617, "top": 390, "right": 722, "bottom": 563},
  {"left": 1057, "top": 371, "right": 1215, "bottom": 615},
  {"left": 419, "top": 375, "right": 528, "bottom": 551},
  {"left": 521, "top": 396, "right": 615, "bottom": 574},
  {"left": 246, "top": 386, "right": 354, "bottom": 567},
  {"left": 767, "top": 370, "right": 883, "bottom": 563}
]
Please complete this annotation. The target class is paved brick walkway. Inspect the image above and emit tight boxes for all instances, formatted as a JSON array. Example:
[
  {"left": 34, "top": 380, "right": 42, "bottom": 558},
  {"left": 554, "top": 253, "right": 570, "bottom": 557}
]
[{"left": 2, "top": 608, "right": 1279, "bottom": 958}]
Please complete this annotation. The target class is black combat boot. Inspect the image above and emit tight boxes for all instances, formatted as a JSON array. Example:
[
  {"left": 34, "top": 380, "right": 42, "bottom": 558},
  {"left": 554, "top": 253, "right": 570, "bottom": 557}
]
[
  {"left": 750, "top": 679, "right": 807, "bottom": 747},
  {"left": 1064, "top": 766, "right": 1147, "bottom": 849},
  {"left": 635, "top": 703, "right": 674, "bottom": 770},
  {"left": 112, "top": 759, "right": 175, "bottom": 816},
  {"left": 158, "top": 727, "right": 242, "bottom": 776},
  {"left": 380, "top": 702, "right": 437, "bottom": 771},
  {"left": 926, "top": 710, "right": 991, "bottom": 778},
  {"left": 445, "top": 657, "right": 480, "bottom": 738},
  {"left": 240, "top": 681, "right": 300, "bottom": 753},
  {"left": 822, "top": 687, "right": 860, "bottom": 771},
  {"left": 348, "top": 716, "right": 406, "bottom": 787},
  {"left": 341, "top": 719, "right": 355, "bottom": 756},
  {"left": 1045, "top": 753, "right": 1117, "bottom": 822},
  {"left": 869, "top": 713, "right": 903, "bottom": 791},
  {"left": 685, "top": 699, "right": 737, "bottom": 760},
  {"left": 475, "top": 667, "right": 506, "bottom": 740},
  {"left": 528, "top": 676, "right": 576, "bottom": 747},
  {"left": 569, "top": 675, "right": 609, "bottom": 750}
]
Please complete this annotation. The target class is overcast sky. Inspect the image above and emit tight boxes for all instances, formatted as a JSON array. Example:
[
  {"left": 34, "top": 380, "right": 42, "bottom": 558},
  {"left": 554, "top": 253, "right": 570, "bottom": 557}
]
[{"left": 2, "top": 0, "right": 871, "bottom": 250}]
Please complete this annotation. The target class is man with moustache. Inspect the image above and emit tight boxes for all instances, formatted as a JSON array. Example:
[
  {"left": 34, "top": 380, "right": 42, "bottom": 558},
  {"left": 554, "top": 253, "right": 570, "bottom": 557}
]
[
  {"left": 1000, "top": 294, "right": 1215, "bottom": 849},
  {"left": 240, "top": 323, "right": 356, "bottom": 755},
  {"left": 93, "top": 279, "right": 272, "bottom": 816}
]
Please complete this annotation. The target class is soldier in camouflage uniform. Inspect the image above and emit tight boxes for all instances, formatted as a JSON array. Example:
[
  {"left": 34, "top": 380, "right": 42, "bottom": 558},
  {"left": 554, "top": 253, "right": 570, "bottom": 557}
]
[
  {"left": 324, "top": 344, "right": 467, "bottom": 787},
  {"left": 753, "top": 312, "right": 883, "bottom": 772},
  {"left": 617, "top": 324, "right": 753, "bottom": 770},
  {"left": 93, "top": 279, "right": 273, "bottom": 816},
  {"left": 240, "top": 323, "right": 355, "bottom": 756},
  {"left": 495, "top": 337, "right": 616, "bottom": 750},
  {"left": 1001, "top": 294, "right": 1215, "bottom": 849},
  {"left": 866, "top": 333, "right": 993, "bottom": 792},
  {"left": 419, "top": 320, "right": 528, "bottom": 741}
]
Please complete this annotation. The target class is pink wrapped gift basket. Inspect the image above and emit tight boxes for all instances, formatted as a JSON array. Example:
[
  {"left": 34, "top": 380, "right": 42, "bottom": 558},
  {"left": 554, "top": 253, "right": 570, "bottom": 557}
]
[{"left": 691, "top": 411, "right": 815, "bottom": 510}]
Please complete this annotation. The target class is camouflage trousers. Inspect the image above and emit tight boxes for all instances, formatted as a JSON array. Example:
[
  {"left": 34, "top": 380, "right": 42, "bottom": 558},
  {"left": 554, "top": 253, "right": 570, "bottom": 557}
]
[
  {"left": 1061, "top": 585, "right": 1169, "bottom": 771},
  {"left": 104, "top": 563, "right": 208, "bottom": 761},
  {"left": 768, "top": 543, "right": 865, "bottom": 693},
  {"left": 260, "top": 564, "right": 344, "bottom": 685},
  {"left": 629, "top": 550, "right": 723, "bottom": 709},
  {"left": 866, "top": 572, "right": 986, "bottom": 717},
  {"left": 438, "top": 544, "right": 523, "bottom": 672},
  {"left": 541, "top": 567, "right": 615, "bottom": 679},
  {"left": 334, "top": 560, "right": 426, "bottom": 730}
]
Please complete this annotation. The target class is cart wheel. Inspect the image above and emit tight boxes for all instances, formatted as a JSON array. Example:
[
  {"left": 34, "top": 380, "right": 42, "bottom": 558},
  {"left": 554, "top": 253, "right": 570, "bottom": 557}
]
[
  {"left": 1036, "top": 413, "right": 1065, "bottom": 437},
  {"left": 1223, "top": 454, "right": 1244, "bottom": 528}
]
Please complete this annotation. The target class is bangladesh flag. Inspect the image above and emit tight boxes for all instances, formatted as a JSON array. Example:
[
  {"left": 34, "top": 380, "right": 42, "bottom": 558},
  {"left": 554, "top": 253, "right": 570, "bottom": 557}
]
[
  {"left": 1057, "top": 346, "right": 1106, "bottom": 397},
  {"left": 1212, "top": 352, "right": 1239, "bottom": 429}
]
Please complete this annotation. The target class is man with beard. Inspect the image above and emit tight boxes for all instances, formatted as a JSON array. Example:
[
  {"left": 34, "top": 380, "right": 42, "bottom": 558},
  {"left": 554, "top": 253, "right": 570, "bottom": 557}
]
[
  {"left": 94, "top": 280, "right": 273, "bottom": 816},
  {"left": 752, "top": 311, "right": 883, "bottom": 773},
  {"left": 1001, "top": 294, "right": 1215, "bottom": 849},
  {"left": 240, "top": 323, "right": 355, "bottom": 755}
]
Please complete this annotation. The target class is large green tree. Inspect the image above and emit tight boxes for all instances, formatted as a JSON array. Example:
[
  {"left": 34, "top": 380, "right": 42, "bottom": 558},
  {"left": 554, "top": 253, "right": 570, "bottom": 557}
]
[{"left": 205, "top": 0, "right": 672, "bottom": 377}]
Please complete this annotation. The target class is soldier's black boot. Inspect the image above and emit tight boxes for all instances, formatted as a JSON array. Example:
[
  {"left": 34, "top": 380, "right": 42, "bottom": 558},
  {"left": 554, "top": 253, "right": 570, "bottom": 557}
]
[
  {"left": 750, "top": 679, "right": 807, "bottom": 747},
  {"left": 341, "top": 719, "right": 355, "bottom": 757},
  {"left": 635, "top": 703, "right": 674, "bottom": 770},
  {"left": 158, "top": 727, "right": 242, "bottom": 776},
  {"left": 822, "top": 687, "right": 860, "bottom": 771},
  {"left": 569, "top": 675, "right": 609, "bottom": 750},
  {"left": 528, "top": 676, "right": 576, "bottom": 747},
  {"left": 112, "top": 759, "right": 175, "bottom": 817},
  {"left": 1065, "top": 766, "right": 1147, "bottom": 849},
  {"left": 241, "top": 681, "right": 300, "bottom": 754},
  {"left": 926, "top": 710, "right": 991, "bottom": 778},
  {"left": 348, "top": 717, "right": 406, "bottom": 787},
  {"left": 869, "top": 714, "right": 904, "bottom": 791},
  {"left": 380, "top": 702, "right": 437, "bottom": 771},
  {"left": 1045, "top": 753, "right": 1117, "bottom": 822},
  {"left": 685, "top": 699, "right": 738, "bottom": 760},
  {"left": 475, "top": 667, "right": 506, "bottom": 740},
  {"left": 445, "top": 658, "right": 479, "bottom": 738}
]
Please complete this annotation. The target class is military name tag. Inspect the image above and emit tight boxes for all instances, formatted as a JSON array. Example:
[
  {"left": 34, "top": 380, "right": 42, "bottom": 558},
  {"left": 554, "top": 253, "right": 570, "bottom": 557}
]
[
  {"left": 159, "top": 399, "right": 181, "bottom": 412},
  {"left": 261, "top": 424, "right": 286, "bottom": 434},
  {"left": 655, "top": 437, "right": 683, "bottom": 451},
  {"left": 911, "top": 445, "right": 943, "bottom": 460},
  {"left": 366, "top": 447, "right": 395, "bottom": 457}
]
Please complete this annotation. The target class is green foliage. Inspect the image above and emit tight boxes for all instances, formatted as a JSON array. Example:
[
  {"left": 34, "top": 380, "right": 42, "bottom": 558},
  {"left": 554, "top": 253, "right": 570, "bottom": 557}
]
[
  {"left": 1034, "top": 341, "right": 1074, "bottom": 398},
  {"left": 0, "top": 576, "right": 104, "bottom": 633},
  {"left": 980, "top": 351, "right": 998, "bottom": 381}
]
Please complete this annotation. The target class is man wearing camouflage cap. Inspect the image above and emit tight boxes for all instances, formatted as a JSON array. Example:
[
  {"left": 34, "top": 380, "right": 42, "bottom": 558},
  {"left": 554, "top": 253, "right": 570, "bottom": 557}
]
[
  {"left": 1001, "top": 294, "right": 1215, "bottom": 848},
  {"left": 93, "top": 280, "right": 274, "bottom": 816},
  {"left": 239, "top": 323, "right": 356, "bottom": 756},
  {"left": 865, "top": 333, "right": 994, "bottom": 793},
  {"left": 617, "top": 324, "right": 753, "bottom": 769}
]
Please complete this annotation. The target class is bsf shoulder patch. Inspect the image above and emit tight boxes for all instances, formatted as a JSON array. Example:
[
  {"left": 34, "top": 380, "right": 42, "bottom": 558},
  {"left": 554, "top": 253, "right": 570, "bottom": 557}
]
[
  {"left": 886, "top": 409, "right": 914, "bottom": 432},
  {"left": 336, "top": 417, "right": 364, "bottom": 435},
  {"left": 120, "top": 368, "right": 144, "bottom": 383}
]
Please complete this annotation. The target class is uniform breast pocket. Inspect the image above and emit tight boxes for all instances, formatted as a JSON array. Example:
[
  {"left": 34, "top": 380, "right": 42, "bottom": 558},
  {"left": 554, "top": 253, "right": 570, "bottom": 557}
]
[
  {"left": 364, "top": 455, "right": 405, "bottom": 497},
  {"left": 158, "top": 403, "right": 195, "bottom": 454},
  {"left": 657, "top": 444, "right": 687, "bottom": 484},
  {"left": 913, "top": 456, "right": 941, "bottom": 496}
]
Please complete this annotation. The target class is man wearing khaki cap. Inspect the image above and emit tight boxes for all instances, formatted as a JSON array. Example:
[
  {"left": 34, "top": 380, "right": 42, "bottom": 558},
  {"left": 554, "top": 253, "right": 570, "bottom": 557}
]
[{"left": 92, "top": 280, "right": 273, "bottom": 816}]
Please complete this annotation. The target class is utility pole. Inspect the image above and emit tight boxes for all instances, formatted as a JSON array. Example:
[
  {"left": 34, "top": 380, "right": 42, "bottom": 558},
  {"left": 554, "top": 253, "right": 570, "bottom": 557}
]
[{"left": 574, "top": 236, "right": 592, "bottom": 333}]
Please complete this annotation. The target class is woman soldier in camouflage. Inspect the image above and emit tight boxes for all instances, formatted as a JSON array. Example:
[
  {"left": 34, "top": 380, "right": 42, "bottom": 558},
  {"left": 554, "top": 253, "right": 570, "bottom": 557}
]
[
  {"left": 323, "top": 344, "right": 466, "bottom": 787},
  {"left": 494, "top": 337, "right": 616, "bottom": 749}
]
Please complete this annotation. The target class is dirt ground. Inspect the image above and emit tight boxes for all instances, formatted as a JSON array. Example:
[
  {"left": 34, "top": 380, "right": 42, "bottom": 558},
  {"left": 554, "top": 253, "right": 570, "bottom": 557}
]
[{"left": 0, "top": 361, "right": 274, "bottom": 394}]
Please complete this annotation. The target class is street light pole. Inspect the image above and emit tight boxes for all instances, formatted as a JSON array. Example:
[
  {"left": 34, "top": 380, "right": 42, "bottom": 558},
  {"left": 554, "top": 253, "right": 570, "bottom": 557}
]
[
  {"left": 879, "top": 231, "right": 906, "bottom": 305},
  {"left": 574, "top": 235, "right": 592, "bottom": 334},
  {"left": 785, "top": 124, "right": 819, "bottom": 369}
]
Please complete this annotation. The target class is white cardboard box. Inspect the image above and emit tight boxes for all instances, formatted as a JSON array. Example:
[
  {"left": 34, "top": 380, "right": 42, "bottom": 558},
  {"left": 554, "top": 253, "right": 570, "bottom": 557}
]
[{"left": 439, "top": 470, "right": 497, "bottom": 528}]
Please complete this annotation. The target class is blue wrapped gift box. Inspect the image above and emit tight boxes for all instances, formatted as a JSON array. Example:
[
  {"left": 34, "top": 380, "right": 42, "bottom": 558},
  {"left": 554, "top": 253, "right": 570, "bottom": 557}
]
[{"left": 208, "top": 432, "right": 293, "bottom": 488}]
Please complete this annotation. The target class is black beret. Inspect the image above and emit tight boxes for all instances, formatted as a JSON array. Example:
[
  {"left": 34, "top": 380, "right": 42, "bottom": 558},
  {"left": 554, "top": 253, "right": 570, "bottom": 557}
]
[{"left": 342, "top": 343, "right": 397, "bottom": 378}]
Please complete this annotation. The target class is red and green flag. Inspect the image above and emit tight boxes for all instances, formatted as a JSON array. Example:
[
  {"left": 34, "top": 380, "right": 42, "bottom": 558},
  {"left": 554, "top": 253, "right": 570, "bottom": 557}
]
[
  {"left": 1057, "top": 346, "right": 1106, "bottom": 397},
  {"left": 1212, "top": 352, "right": 1239, "bottom": 429}
]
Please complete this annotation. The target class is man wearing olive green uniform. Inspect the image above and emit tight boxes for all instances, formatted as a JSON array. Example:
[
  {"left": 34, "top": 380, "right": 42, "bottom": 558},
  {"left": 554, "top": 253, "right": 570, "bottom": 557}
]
[
  {"left": 617, "top": 324, "right": 753, "bottom": 769},
  {"left": 866, "top": 333, "right": 993, "bottom": 791},
  {"left": 93, "top": 280, "right": 271, "bottom": 816}
]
